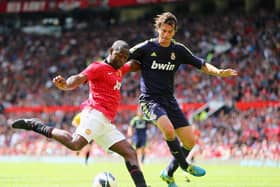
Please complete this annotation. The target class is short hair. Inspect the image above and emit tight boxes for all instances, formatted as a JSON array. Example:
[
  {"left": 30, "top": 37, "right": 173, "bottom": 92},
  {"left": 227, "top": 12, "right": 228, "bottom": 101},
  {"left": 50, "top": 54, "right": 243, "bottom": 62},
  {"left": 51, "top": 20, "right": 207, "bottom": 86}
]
[
  {"left": 111, "top": 40, "right": 129, "bottom": 52},
  {"left": 154, "top": 12, "right": 177, "bottom": 32}
]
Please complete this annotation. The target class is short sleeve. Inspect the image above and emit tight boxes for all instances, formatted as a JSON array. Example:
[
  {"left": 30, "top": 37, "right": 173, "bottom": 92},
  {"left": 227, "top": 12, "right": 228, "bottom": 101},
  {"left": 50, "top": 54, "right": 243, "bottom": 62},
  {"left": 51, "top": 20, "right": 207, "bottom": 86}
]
[
  {"left": 81, "top": 62, "right": 99, "bottom": 80},
  {"left": 178, "top": 44, "right": 206, "bottom": 69},
  {"left": 120, "top": 63, "right": 131, "bottom": 76},
  {"left": 129, "top": 40, "right": 148, "bottom": 63}
]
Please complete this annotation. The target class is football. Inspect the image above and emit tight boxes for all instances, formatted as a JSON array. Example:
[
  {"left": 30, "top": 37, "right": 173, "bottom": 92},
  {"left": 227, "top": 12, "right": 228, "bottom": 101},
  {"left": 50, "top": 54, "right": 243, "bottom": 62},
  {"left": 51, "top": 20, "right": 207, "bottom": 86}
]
[{"left": 92, "top": 172, "right": 117, "bottom": 187}]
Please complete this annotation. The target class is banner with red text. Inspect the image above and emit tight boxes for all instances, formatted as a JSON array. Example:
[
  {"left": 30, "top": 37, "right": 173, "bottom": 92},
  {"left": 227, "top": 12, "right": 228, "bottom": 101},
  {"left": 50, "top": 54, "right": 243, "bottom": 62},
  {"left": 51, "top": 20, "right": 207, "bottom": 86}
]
[
  {"left": 108, "top": 0, "right": 182, "bottom": 7},
  {"left": 0, "top": 0, "right": 93, "bottom": 13},
  {"left": 0, "top": 0, "right": 183, "bottom": 13}
]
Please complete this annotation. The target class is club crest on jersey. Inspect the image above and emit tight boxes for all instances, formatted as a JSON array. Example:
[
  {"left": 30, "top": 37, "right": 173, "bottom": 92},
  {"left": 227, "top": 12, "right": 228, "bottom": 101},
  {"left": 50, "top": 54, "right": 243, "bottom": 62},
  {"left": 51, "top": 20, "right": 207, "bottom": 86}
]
[
  {"left": 151, "top": 60, "right": 175, "bottom": 71},
  {"left": 85, "top": 129, "right": 92, "bottom": 135},
  {"left": 113, "top": 80, "right": 122, "bottom": 90},
  {"left": 171, "top": 52, "right": 176, "bottom": 60},
  {"left": 116, "top": 70, "right": 122, "bottom": 77}
]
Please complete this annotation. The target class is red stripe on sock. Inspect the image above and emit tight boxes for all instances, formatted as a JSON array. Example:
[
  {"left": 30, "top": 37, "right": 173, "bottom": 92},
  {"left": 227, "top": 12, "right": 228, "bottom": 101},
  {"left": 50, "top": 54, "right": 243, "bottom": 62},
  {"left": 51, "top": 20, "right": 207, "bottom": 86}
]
[{"left": 130, "top": 168, "right": 140, "bottom": 174}]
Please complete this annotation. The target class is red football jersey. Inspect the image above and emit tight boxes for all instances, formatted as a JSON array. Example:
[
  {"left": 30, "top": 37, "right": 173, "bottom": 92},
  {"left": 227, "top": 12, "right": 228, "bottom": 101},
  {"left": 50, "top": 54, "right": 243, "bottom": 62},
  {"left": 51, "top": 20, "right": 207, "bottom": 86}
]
[{"left": 81, "top": 61, "right": 131, "bottom": 121}]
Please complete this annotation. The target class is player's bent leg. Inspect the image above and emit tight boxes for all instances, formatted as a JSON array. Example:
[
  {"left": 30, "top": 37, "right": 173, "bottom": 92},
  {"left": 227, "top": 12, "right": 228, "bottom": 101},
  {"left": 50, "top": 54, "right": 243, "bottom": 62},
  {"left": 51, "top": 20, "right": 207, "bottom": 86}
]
[
  {"left": 52, "top": 131, "right": 88, "bottom": 151},
  {"left": 158, "top": 116, "right": 194, "bottom": 174},
  {"left": 11, "top": 118, "right": 88, "bottom": 151},
  {"left": 176, "top": 126, "right": 206, "bottom": 177}
]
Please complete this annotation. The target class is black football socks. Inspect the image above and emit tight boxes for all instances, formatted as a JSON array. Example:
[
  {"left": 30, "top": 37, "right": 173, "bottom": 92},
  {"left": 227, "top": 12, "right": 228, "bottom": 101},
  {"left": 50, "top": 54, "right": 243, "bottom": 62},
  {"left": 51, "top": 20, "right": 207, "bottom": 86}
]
[
  {"left": 166, "top": 139, "right": 189, "bottom": 172},
  {"left": 125, "top": 161, "right": 148, "bottom": 187},
  {"left": 166, "top": 146, "right": 191, "bottom": 176}
]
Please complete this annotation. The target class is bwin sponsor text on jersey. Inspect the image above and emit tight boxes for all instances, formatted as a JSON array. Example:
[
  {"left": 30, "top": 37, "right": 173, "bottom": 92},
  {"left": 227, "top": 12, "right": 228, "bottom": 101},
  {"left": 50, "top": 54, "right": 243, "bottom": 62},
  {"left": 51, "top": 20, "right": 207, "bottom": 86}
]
[{"left": 151, "top": 61, "right": 175, "bottom": 71}]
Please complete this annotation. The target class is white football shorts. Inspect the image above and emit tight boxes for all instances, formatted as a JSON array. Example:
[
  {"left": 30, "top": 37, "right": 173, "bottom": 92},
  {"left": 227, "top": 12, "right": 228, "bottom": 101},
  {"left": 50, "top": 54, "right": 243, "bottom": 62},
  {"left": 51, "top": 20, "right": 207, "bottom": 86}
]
[{"left": 74, "top": 108, "right": 125, "bottom": 150}]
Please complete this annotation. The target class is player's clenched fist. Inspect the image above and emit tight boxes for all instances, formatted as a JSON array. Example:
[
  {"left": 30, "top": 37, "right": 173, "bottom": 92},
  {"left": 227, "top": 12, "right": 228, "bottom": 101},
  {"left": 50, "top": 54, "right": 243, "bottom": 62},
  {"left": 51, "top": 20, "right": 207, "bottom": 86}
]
[{"left": 53, "top": 75, "right": 67, "bottom": 90}]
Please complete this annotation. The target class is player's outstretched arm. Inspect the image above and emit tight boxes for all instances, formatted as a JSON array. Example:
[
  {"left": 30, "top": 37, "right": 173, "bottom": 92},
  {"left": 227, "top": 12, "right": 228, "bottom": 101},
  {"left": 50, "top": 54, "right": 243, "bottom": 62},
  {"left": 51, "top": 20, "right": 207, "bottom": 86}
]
[
  {"left": 201, "top": 63, "right": 238, "bottom": 77},
  {"left": 53, "top": 74, "right": 87, "bottom": 91}
]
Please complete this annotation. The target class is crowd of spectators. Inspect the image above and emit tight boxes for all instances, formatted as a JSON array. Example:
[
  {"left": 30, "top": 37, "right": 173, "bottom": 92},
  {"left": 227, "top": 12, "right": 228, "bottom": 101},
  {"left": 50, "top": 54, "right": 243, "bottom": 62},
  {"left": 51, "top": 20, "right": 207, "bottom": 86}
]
[{"left": 0, "top": 9, "right": 279, "bottom": 162}]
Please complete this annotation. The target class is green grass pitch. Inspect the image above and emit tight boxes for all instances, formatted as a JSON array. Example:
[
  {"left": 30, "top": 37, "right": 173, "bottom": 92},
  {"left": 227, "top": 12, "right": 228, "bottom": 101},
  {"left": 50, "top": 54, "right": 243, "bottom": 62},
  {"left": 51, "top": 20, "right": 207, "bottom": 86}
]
[{"left": 0, "top": 161, "right": 279, "bottom": 187}]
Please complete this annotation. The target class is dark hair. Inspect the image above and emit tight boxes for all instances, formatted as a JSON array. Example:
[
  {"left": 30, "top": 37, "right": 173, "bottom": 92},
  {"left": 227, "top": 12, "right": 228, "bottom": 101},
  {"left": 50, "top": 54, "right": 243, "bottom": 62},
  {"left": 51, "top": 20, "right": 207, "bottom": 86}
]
[
  {"left": 154, "top": 12, "right": 177, "bottom": 32},
  {"left": 111, "top": 40, "right": 129, "bottom": 51}
]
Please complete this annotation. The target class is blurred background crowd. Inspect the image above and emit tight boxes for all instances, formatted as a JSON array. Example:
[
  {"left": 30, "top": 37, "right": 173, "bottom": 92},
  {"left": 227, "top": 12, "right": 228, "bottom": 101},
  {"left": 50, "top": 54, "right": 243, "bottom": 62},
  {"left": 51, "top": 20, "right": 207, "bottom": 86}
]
[{"left": 0, "top": 0, "right": 279, "bottom": 163}]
